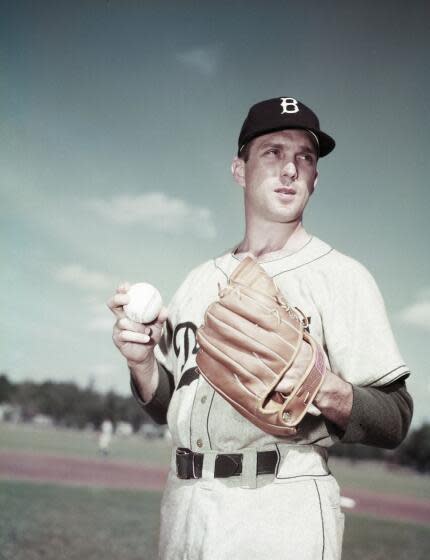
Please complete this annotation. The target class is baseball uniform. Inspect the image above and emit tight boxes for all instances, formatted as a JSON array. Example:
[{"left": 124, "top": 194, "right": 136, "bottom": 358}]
[{"left": 144, "top": 236, "right": 410, "bottom": 560}]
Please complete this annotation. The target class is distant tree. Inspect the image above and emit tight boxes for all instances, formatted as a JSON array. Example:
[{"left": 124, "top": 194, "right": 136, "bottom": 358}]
[
  {"left": 5, "top": 374, "right": 161, "bottom": 432},
  {"left": 78, "top": 386, "right": 105, "bottom": 429},
  {"left": 38, "top": 381, "right": 81, "bottom": 426},
  {"left": 0, "top": 373, "right": 15, "bottom": 402},
  {"left": 103, "top": 390, "right": 120, "bottom": 426},
  {"left": 13, "top": 382, "right": 41, "bottom": 420},
  {"left": 117, "top": 395, "right": 153, "bottom": 431},
  {"left": 330, "top": 441, "right": 385, "bottom": 462},
  {"left": 393, "top": 423, "right": 430, "bottom": 473}
]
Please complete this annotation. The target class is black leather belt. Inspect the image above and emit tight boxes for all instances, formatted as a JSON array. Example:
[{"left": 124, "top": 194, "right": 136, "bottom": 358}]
[{"left": 176, "top": 447, "right": 278, "bottom": 480}]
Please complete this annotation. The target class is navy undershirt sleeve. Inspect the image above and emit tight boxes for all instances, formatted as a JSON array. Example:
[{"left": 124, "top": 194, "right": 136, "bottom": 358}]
[
  {"left": 130, "top": 363, "right": 174, "bottom": 425},
  {"left": 339, "top": 379, "right": 413, "bottom": 448}
]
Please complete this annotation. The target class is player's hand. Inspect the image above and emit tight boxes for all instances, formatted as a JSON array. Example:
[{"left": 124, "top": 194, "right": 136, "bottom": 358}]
[
  {"left": 107, "top": 282, "right": 168, "bottom": 368},
  {"left": 275, "top": 340, "right": 321, "bottom": 415}
]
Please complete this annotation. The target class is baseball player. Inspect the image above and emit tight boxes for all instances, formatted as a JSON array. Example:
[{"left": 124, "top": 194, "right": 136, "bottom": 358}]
[
  {"left": 98, "top": 418, "right": 113, "bottom": 455},
  {"left": 108, "top": 97, "right": 413, "bottom": 559}
]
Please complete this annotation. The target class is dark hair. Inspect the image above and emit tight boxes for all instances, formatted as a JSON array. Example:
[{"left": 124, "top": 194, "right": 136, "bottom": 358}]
[{"left": 238, "top": 140, "right": 253, "bottom": 162}]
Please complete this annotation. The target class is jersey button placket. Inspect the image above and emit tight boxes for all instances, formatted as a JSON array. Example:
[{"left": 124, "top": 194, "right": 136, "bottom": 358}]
[{"left": 190, "top": 378, "right": 214, "bottom": 451}]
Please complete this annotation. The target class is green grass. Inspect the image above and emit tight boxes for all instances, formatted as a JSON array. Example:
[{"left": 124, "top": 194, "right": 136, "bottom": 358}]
[
  {"left": 2, "top": 423, "right": 430, "bottom": 501},
  {"left": 0, "top": 423, "right": 172, "bottom": 466},
  {"left": 2, "top": 424, "right": 429, "bottom": 558},
  {"left": 0, "top": 480, "right": 161, "bottom": 560},
  {"left": 343, "top": 514, "right": 430, "bottom": 559},
  {"left": 329, "top": 457, "right": 430, "bottom": 500},
  {"left": 0, "top": 479, "right": 429, "bottom": 560}
]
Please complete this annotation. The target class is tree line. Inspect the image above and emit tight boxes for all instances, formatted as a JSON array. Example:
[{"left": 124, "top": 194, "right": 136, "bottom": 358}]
[
  {"left": 0, "top": 373, "right": 154, "bottom": 432},
  {"left": 330, "top": 423, "right": 430, "bottom": 473},
  {"left": 1, "top": 373, "right": 429, "bottom": 472}
]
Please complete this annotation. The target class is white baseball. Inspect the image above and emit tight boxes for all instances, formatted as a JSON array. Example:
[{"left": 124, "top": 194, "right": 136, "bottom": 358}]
[{"left": 124, "top": 283, "right": 163, "bottom": 324}]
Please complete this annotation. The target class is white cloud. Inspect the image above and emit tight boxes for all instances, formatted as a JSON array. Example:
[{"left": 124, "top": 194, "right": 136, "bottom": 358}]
[
  {"left": 176, "top": 45, "right": 220, "bottom": 76},
  {"left": 90, "top": 192, "right": 216, "bottom": 239},
  {"left": 55, "top": 264, "right": 114, "bottom": 291},
  {"left": 397, "top": 288, "right": 430, "bottom": 330}
]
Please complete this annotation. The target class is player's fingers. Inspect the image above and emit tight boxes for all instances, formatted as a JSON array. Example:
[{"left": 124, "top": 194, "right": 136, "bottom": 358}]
[
  {"left": 117, "top": 317, "right": 148, "bottom": 334},
  {"left": 116, "top": 281, "right": 131, "bottom": 294},
  {"left": 147, "top": 307, "right": 168, "bottom": 337},
  {"left": 143, "top": 306, "right": 168, "bottom": 326},
  {"left": 156, "top": 306, "right": 169, "bottom": 324},
  {"left": 120, "top": 330, "right": 151, "bottom": 344},
  {"left": 307, "top": 403, "right": 321, "bottom": 416},
  {"left": 274, "top": 377, "right": 295, "bottom": 394},
  {"left": 112, "top": 326, "right": 123, "bottom": 347},
  {"left": 106, "top": 293, "right": 130, "bottom": 317},
  {"left": 112, "top": 293, "right": 130, "bottom": 307},
  {"left": 137, "top": 306, "right": 168, "bottom": 337}
]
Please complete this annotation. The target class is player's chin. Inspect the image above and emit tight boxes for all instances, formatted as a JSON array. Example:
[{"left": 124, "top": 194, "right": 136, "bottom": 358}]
[
  {"left": 271, "top": 209, "right": 301, "bottom": 224},
  {"left": 280, "top": 202, "right": 307, "bottom": 221}
]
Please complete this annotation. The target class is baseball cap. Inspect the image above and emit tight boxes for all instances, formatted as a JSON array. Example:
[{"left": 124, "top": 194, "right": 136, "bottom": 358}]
[{"left": 237, "top": 97, "right": 335, "bottom": 158}]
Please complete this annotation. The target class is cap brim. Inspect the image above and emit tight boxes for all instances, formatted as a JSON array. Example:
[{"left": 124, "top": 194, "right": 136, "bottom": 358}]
[
  {"left": 311, "top": 129, "right": 335, "bottom": 157},
  {"left": 238, "top": 126, "right": 335, "bottom": 158}
]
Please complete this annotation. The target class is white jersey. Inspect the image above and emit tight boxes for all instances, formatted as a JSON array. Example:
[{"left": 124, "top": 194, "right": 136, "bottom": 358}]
[
  {"left": 156, "top": 236, "right": 408, "bottom": 453},
  {"left": 154, "top": 236, "right": 409, "bottom": 560}
]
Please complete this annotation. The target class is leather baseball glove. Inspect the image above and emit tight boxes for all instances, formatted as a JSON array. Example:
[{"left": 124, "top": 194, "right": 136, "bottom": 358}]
[{"left": 196, "top": 256, "right": 327, "bottom": 436}]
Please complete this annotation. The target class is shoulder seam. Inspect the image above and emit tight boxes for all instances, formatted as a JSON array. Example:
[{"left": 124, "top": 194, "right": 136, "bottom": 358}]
[{"left": 272, "top": 248, "right": 334, "bottom": 277}]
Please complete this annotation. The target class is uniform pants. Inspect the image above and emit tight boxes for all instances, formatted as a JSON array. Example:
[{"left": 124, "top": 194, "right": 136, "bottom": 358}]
[{"left": 158, "top": 446, "right": 344, "bottom": 560}]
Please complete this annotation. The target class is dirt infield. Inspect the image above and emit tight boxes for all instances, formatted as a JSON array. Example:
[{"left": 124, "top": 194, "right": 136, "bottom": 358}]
[
  {"left": 0, "top": 450, "right": 167, "bottom": 491},
  {"left": 1, "top": 450, "right": 429, "bottom": 525}
]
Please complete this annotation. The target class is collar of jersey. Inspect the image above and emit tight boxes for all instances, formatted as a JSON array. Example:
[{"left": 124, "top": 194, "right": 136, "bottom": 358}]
[{"left": 214, "top": 236, "right": 333, "bottom": 278}]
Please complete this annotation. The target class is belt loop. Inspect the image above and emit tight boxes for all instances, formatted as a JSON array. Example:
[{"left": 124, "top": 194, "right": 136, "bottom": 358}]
[
  {"left": 240, "top": 448, "right": 258, "bottom": 489},
  {"left": 200, "top": 452, "right": 216, "bottom": 489}
]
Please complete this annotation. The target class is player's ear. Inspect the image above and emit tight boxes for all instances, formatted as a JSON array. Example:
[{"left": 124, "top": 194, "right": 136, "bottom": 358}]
[
  {"left": 231, "top": 157, "right": 246, "bottom": 188},
  {"left": 314, "top": 170, "right": 319, "bottom": 188},
  {"left": 310, "top": 169, "right": 319, "bottom": 194}
]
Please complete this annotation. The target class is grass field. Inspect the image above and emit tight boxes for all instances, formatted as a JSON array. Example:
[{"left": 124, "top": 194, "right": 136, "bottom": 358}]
[
  {"left": 1, "top": 423, "right": 430, "bottom": 559},
  {"left": 1, "top": 479, "right": 429, "bottom": 560},
  {"left": 0, "top": 423, "right": 171, "bottom": 466},
  {"left": 2, "top": 423, "right": 429, "bottom": 500},
  {"left": 329, "top": 457, "right": 430, "bottom": 501},
  {"left": 0, "top": 480, "right": 161, "bottom": 560}
]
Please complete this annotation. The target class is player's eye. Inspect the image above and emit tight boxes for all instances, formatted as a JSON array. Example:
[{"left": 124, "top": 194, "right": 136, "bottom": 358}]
[
  {"left": 263, "top": 148, "right": 279, "bottom": 156},
  {"left": 297, "top": 153, "right": 315, "bottom": 163}
]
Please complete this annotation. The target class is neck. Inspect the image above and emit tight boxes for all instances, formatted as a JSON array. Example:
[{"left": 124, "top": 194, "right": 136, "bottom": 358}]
[{"left": 235, "top": 220, "right": 310, "bottom": 259}]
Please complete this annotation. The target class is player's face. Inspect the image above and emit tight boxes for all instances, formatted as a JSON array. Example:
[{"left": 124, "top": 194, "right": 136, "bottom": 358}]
[{"left": 233, "top": 130, "right": 318, "bottom": 226}]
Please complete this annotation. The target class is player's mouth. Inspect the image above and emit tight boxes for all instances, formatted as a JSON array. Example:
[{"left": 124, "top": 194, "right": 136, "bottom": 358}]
[{"left": 274, "top": 186, "right": 296, "bottom": 197}]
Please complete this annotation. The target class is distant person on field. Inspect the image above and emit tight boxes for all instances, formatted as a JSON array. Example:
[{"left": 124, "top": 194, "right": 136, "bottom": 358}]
[{"left": 98, "top": 419, "right": 113, "bottom": 455}]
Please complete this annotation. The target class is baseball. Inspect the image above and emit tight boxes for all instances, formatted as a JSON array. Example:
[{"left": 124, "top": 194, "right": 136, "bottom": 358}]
[{"left": 124, "top": 283, "right": 163, "bottom": 324}]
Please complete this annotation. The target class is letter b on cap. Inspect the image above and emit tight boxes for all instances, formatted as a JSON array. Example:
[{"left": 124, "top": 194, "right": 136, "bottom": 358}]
[{"left": 280, "top": 98, "right": 299, "bottom": 114}]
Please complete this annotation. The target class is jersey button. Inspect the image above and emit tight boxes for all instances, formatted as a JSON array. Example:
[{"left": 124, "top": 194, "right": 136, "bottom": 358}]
[
  {"left": 201, "top": 396, "right": 207, "bottom": 404},
  {"left": 196, "top": 438, "right": 203, "bottom": 448}
]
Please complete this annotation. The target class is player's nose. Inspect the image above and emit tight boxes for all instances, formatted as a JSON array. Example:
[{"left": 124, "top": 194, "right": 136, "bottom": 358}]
[{"left": 281, "top": 161, "right": 297, "bottom": 181}]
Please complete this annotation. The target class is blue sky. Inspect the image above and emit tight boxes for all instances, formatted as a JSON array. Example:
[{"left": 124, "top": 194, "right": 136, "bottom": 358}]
[{"left": 1, "top": 0, "right": 429, "bottom": 424}]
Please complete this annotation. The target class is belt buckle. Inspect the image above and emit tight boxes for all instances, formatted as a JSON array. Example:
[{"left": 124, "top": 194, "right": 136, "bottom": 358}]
[
  {"left": 214, "top": 453, "right": 243, "bottom": 478},
  {"left": 176, "top": 447, "right": 202, "bottom": 480}
]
